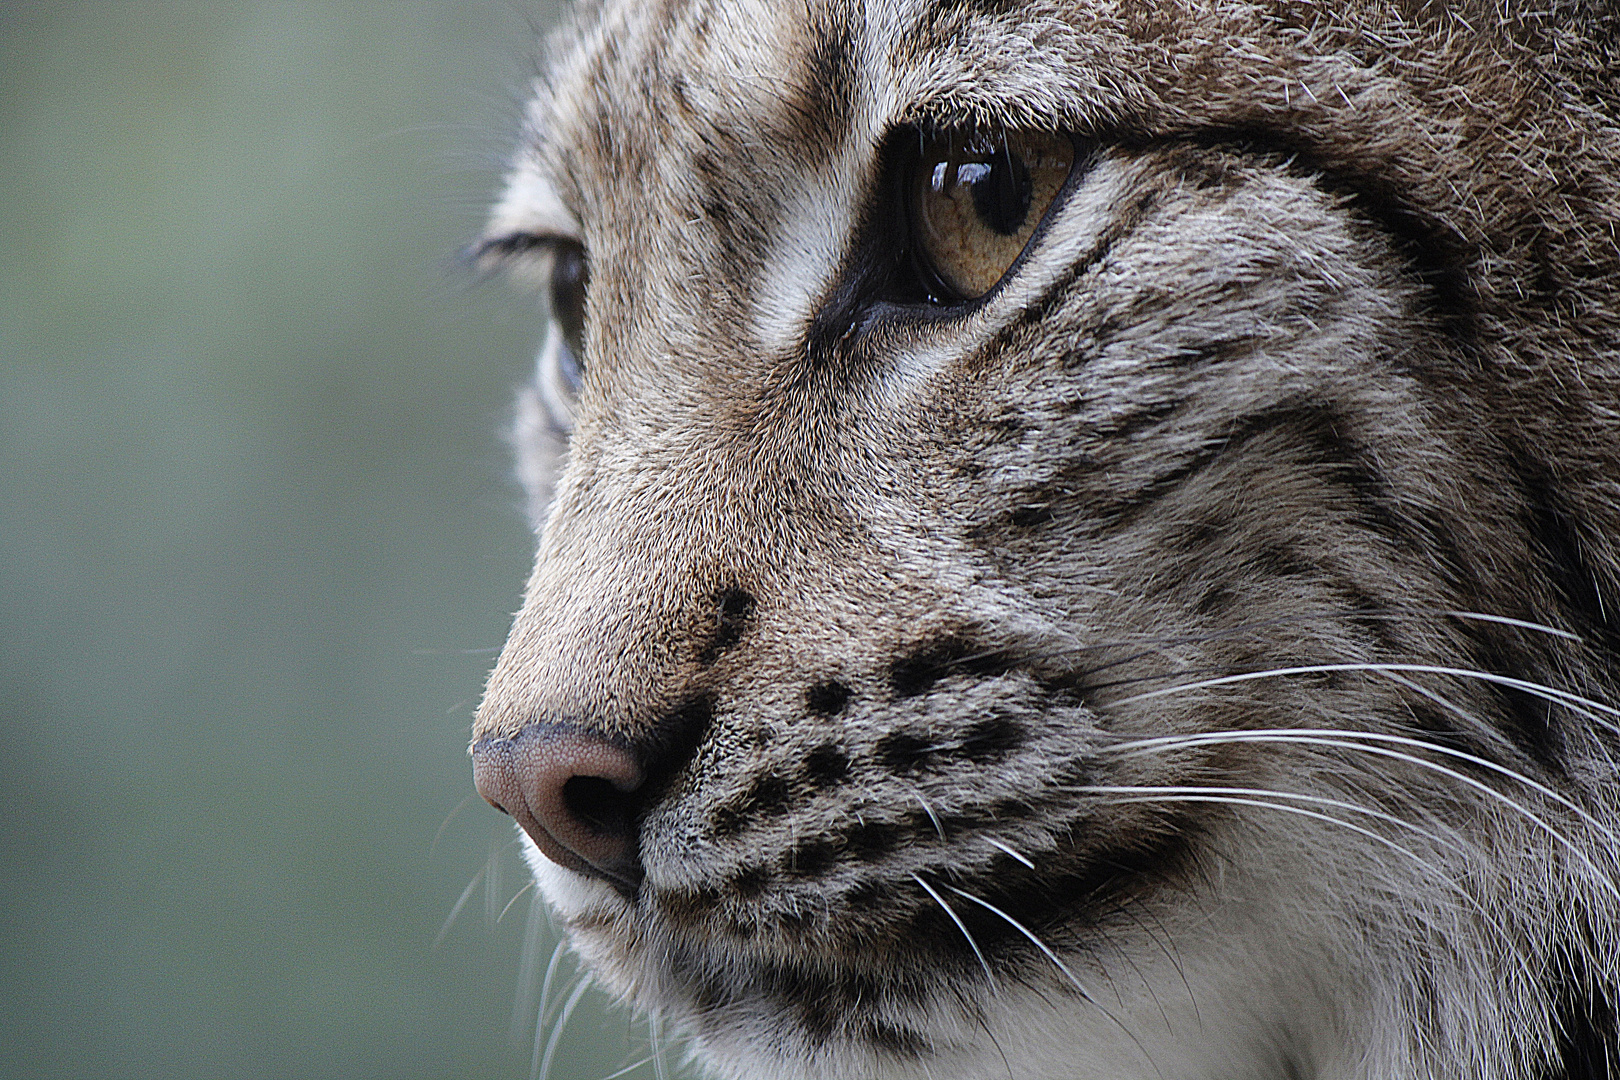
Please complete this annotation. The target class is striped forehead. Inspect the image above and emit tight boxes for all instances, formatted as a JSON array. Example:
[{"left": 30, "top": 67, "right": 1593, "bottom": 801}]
[
  {"left": 542, "top": 0, "right": 889, "bottom": 182},
  {"left": 535, "top": 0, "right": 1147, "bottom": 179},
  {"left": 526, "top": 0, "right": 1143, "bottom": 343}
]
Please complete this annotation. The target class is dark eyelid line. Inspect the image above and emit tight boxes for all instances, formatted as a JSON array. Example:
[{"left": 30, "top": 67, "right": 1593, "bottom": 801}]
[{"left": 464, "top": 230, "right": 581, "bottom": 273}]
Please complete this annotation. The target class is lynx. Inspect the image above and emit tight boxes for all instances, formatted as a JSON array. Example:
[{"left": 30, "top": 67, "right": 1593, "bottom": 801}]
[{"left": 468, "top": 1, "right": 1620, "bottom": 1077}]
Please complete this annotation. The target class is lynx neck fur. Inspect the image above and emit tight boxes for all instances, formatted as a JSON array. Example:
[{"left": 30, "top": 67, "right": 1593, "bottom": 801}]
[{"left": 467, "top": 2, "right": 1620, "bottom": 1077}]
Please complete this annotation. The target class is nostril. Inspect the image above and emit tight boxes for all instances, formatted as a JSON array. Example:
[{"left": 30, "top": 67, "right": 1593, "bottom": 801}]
[
  {"left": 563, "top": 774, "right": 636, "bottom": 836},
  {"left": 471, "top": 725, "right": 646, "bottom": 893}
]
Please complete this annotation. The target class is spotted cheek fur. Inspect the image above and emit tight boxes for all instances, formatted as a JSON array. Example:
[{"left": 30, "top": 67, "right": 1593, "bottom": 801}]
[{"left": 629, "top": 653, "right": 1196, "bottom": 961}]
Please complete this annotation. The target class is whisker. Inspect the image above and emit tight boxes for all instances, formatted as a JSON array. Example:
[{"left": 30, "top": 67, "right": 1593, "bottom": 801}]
[
  {"left": 986, "top": 837, "right": 1036, "bottom": 868},
  {"left": 1112, "top": 894, "right": 1192, "bottom": 1019},
  {"left": 938, "top": 885, "right": 1099, "bottom": 1006},
  {"left": 485, "top": 841, "right": 506, "bottom": 927},
  {"left": 947, "top": 607, "right": 1583, "bottom": 687},
  {"left": 598, "top": 1055, "right": 656, "bottom": 1080},
  {"left": 537, "top": 975, "right": 592, "bottom": 1080},
  {"left": 534, "top": 936, "right": 570, "bottom": 1055},
  {"left": 434, "top": 865, "right": 486, "bottom": 949},
  {"left": 1092, "top": 792, "right": 1441, "bottom": 883},
  {"left": 649, "top": 1011, "right": 669, "bottom": 1080},
  {"left": 1442, "top": 610, "right": 1581, "bottom": 641},
  {"left": 430, "top": 793, "right": 477, "bottom": 857},
  {"left": 1104, "top": 730, "right": 1620, "bottom": 898},
  {"left": 1378, "top": 668, "right": 1503, "bottom": 742},
  {"left": 913, "top": 873, "right": 998, "bottom": 991},
  {"left": 510, "top": 889, "right": 551, "bottom": 1045},
  {"left": 1106, "top": 727, "right": 1620, "bottom": 850},
  {"left": 915, "top": 792, "right": 949, "bottom": 842},
  {"left": 1081, "top": 790, "right": 1539, "bottom": 986},
  {"left": 1079, "top": 784, "right": 1465, "bottom": 857},
  {"left": 1108, "top": 663, "right": 1620, "bottom": 733},
  {"left": 942, "top": 885, "right": 1161, "bottom": 1077},
  {"left": 1092, "top": 894, "right": 1187, "bottom": 1031},
  {"left": 500, "top": 880, "right": 537, "bottom": 923}
]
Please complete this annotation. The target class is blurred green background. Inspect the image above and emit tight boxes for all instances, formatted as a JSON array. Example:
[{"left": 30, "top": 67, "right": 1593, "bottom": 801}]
[{"left": 0, "top": 3, "right": 682, "bottom": 1078}]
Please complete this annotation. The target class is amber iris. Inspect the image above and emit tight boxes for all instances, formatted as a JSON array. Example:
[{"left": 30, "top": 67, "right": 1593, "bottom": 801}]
[{"left": 909, "top": 130, "right": 1075, "bottom": 300}]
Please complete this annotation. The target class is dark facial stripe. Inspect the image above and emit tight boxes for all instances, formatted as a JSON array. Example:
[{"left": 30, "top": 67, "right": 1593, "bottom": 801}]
[
  {"left": 1513, "top": 447, "right": 1620, "bottom": 662},
  {"left": 1078, "top": 402, "right": 1412, "bottom": 543},
  {"left": 1148, "top": 126, "right": 1480, "bottom": 344},
  {"left": 897, "top": 815, "right": 1200, "bottom": 972},
  {"left": 795, "top": 3, "right": 860, "bottom": 147}
]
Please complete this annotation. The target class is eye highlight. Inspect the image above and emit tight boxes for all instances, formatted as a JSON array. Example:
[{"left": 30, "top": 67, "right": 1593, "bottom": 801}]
[{"left": 908, "top": 130, "right": 1075, "bottom": 301}]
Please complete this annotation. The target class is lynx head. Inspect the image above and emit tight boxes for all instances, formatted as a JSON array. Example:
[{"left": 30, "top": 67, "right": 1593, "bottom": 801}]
[{"left": 468, "top": 2, "right": 1620, "bottom": 1078}]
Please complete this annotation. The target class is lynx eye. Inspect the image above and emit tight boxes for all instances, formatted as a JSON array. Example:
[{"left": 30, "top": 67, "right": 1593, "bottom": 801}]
[
  {"left": 550, "top": 240, "right": 589, "bottom": 383},
  {"left": 908, "top": 130, "right": 1075, "bottom": 301}
]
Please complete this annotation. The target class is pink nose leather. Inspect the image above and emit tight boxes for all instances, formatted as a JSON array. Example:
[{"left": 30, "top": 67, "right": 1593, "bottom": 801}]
[{"left": 472, "top": 726, "right": 645, "bottom": 892}]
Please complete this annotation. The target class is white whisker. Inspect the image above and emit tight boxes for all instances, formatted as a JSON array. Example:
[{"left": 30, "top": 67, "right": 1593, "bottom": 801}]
[
  {"left": 1103, "top": 730, "right": 1620, "bottom": 898},
  {"left": 1015, "top": 607, "right": 1581, "bottom": 683},
  {"left": 430, "top": 793, "right": 477, "bottom": 857},
  {"left": 1095, "top": 893, "right": 1193, "bottom": 1028},
  {"left": 1106, "top": 727, "right": 1620, "bottom": 850},
  {"left": 1442, "top": 610, "right": 1581, "bottom": 641},
  {"left": 486, "top": 840, "right": 504, "bottom": 927},
  {"left": 434, "top": 865, "right": 485, "bottom": 949},
  {"left": 1080, "top": 789, "right": 1539, "bottom": 985},
  {"left": 986, "top": 837, "right": 1036, "bottom": 868},
  {"left": 1095, "top": 791, "right": 1440, "bottom": 882},
  {"left": 649, "top": 1011, "right": 669, "bottom": 1080},
  {"left": 599, "top": 1055, "right": 656, "bottom": 1080},
  {"left": 510, "top": 889, "right": 551, "bottom": 1045},
  {"left": 500, "top": 880, "right": 537, "bottom": 922},
  {"left": 915, "top": 792, "right": 949, "bottom": 841},
  {"left": 1079, "top": 784, "right": 1465, "bottom": 857},
  {"left": 537, "top": 975, "right": 592, "bottom": 1080},
  {"left": 913, "top": 873, "right": 998, "bottom": 991},
  {"left": 943, "top": 885, "right": 1162, "bottom": 1077},
  {"left": 1109, "top": 663, "right": 1620, "bottom": 734},
  {"left": 534, "top": 936, "right": 569, "bottom": 1048}
]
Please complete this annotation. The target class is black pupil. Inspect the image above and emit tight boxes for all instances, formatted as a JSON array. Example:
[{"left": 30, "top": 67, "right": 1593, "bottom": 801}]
[
  {"left": 551, "top": 243, "right": 588, "bottom": 363},
  {"left": 965, "top": 152, "right": 1032, "bottom": 236}
]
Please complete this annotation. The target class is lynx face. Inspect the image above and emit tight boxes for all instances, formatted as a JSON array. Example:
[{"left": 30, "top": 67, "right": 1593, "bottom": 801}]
[{"left": 468, "top": 2, "right": 1620, "bottom": 1078}]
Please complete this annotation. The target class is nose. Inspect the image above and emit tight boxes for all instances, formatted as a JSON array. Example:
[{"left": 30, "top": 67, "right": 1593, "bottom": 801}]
[{"left": 471, "top": 725, "right": 646, "bottom": 894}]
